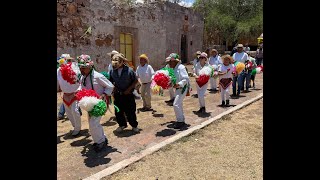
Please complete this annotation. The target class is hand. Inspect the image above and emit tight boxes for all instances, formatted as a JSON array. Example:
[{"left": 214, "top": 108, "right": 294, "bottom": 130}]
[
  {"left": 173, "top": 84, "right": 180, "bottom": 88},
  {"left": 99, "top": 94, "right": 107, "bottom": 100},
  {"left": 194, "top": 75, "right": 199, "bottom": 79},
  {"left": 123, "top": 89, "right": 131, "bottom": 95},
  {"left": 112, "top": 87, "right": 118, "bottom": 94}
]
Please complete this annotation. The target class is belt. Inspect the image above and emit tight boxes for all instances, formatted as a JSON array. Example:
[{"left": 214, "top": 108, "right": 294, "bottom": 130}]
[{"left": 142, "top": 82, "right": 151, "bottom": 84}]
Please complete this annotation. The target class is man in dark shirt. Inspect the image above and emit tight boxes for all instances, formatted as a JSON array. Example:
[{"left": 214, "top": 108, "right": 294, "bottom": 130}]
[{"left": 109, "top": 53, "right": 140, "bottom": 133}]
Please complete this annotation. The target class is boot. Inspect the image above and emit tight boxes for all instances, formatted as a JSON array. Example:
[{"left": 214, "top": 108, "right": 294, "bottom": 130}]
[
  {"left": 226, "top": 100, "right": 229, "bottom": 106},
  {"left": 221, "top": 101, "right": 225, "bottom": 106},
  {"left": 202, "top": 107, "right": 206, "bottom": 113},
  {"left": 196, "top": 107, "right": 203, "bottom": 113}
]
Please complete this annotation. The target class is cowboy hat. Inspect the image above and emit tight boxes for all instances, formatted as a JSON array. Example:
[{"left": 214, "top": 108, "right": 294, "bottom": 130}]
[
  {"left": 236, "top": 44, "right": 244, "bottom": 48},
  {"left": 107, "top": 50, "right": 119, "bottom": 56},
  {"left": 165, "top": 53, "right": 180, "bottom": 62},
  {"left": 61, "top": 54, "right": 74, "bottom": 60}
]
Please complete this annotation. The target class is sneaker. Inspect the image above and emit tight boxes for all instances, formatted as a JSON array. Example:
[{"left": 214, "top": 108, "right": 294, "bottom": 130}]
[
  {"left": 132, "top": 127, "right": 140, "bottom": 133},
  {"left": 201, "top": 107, "right": 206, "bottom": 113},
  {"left": 71, "top": 130, "right": 80, "bottom": 136},
  {"left": 144, "top": 107, "right": 152, "bottom": 111},
  {"left": 196, "top": 107, "right": 203, "bottom": 113},
  {"left": 116, "top": 126, "right": 126, "bottom": 133},
  {"left": 165, "top": 99, "right": 174, "bottom": 103},
  {"left": 173, "top": 122, "right": 186, "bottom": 129},
  {"left": 94, "top": 140, "right": 107, "bottom": 152}
]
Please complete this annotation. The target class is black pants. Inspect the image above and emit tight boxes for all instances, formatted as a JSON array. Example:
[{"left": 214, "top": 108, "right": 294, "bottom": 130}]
[
  {"left": 256, "top": 58, "right": 263, "bottom": 65},
  {"left": 114, "top": 93, "right": 138, "bottom": 128}
]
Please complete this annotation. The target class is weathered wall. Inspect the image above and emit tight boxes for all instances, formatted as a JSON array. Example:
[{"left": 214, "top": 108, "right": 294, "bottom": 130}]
[
  {"left": 57, "top": 0, "right": 203, "bottom": 71},
  {"left": 164, "top": 2, "right": 204, "bottom": 64}
]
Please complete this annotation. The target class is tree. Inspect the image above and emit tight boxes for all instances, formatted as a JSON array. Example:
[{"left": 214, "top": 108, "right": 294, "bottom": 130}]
[{"left": 193, "top": 0, "right": 263, "bottom": 49}]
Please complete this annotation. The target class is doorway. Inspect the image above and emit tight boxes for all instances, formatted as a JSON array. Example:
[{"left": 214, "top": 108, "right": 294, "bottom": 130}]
[{"left": 180, "top": 34, "right": 187, "bottom": 63}]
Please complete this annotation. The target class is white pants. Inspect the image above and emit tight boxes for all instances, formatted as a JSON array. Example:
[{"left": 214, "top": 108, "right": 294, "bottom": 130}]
[
  {"left": 196, "top": 82, "right": 208, "bottom": 107},
  {"left": 169, "top": 87, "right": 175, "bottom": 100},
  {"left": 64, "top": 101, "right": 81, "bottom": 132},
  {"left": 173, "top": 88, "right": 187, "bottom": 122},
  {"left": 88, "top": 115, "right": 106, "bottom": 144},
  {"left": 209, "top": 77, "right": 217, "bottom": 89},
  {"left": 220, "top": 85, "right": 231, "bottom": 101},
  {"left": 141, "top": 82, "right": 151, "bottom": 108}
]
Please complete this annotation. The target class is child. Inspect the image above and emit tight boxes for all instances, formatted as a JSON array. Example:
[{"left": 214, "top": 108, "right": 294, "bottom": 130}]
[
  {"left": 136, "top": 54, "right": 155, "bottom": 111},
  {"left": 193, "top": 52, "right": 210, "bottom": 113},
  {"left": 248, "top": 53, "right": 257, "bottom": 89},
  {"left": 218, "top": 55, "right": 235, "bottom": 107},
  {"left": 208, "top": 49, "right": 222, "bottom": 91}
]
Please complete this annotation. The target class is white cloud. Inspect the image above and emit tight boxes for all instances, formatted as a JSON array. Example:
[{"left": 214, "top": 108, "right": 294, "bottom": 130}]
[
  {"left": 179, "top": 1, "right": 193, "bottom": 7},
  {"left": 179, "top": 0, "right": 194, "bottom": 7}
]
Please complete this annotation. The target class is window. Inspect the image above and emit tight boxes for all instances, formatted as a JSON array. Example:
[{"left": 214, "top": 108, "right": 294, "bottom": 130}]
[{"left": 120, "top": 33, "right": 134, "bottom": 68}]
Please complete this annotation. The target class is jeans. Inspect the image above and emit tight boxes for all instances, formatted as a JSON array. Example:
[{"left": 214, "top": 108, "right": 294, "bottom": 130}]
[
  {"left": 58, "top": 103, "right": 82, "bottom": 118},
  {"left": 256, "top": 58, "right": 263, "bottom": 65},
  {"left": 232, "top": 75, "right": 240, "bottom": 95},
  {"left": 58, "top": 104, "right": 65, "bottom": 118},
  {"left": 240, "top": 70, "right": 252, "bottom": 90},
  {"left": 238, "top": 71, "right": 251, "bottom": 91}
]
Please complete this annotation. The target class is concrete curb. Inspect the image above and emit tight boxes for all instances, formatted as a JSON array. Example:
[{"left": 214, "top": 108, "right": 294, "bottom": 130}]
[{"left": 83, "top": 93, "right": 263, "bottom": 180}]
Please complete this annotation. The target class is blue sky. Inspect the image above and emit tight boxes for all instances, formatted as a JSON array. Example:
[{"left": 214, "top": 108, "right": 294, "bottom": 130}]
[{"left": 179, "top": 0, "right": 195, "bottom": 7}]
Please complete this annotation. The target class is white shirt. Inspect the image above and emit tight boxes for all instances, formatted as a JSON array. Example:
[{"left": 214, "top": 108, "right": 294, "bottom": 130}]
[
  {"left": 218, "top": 64, "right": 235, "bottom": 79},
  {"left": 208, "top": 55, "right": 222, "bottom": 66},
  {"left": 79, "top": 70, "right": 114, "bottom": 96},
  {"left": 117, "top": 67, "right": 123, "bottom": 77},
  {"left": 57, "top": 67, "right": 80, "bottom": 93},
  {"left": 174, "top": 62, "right": 190, "bottom": 88},
  {"left": 136, "top": 64, "right": 155, "bottom": 83},
  {"left": 232, "top": 52, "right": 248, "bottom": 63},
  {"left": 193, "top": 62, "right": 210, "bottom": 76},
  {"left": 192, "top": 58, "right": 199, "bottom": 67},
  {"left": 108, "top": 63, "right": 113, "bottom": 73}
]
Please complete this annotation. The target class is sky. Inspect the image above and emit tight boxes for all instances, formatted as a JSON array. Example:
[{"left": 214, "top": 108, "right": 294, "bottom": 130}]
[{"left": 136, "top": 0, "right": 195, "bottom": 7}]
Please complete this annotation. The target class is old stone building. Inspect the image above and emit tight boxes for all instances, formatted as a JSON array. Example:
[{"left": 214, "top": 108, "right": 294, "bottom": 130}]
[{"left": 57, "top": 0, "right": 204, "bottom": 71}]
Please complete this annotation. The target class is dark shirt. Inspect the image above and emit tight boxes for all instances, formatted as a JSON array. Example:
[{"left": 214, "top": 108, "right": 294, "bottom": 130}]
[{"left": 110, "top": 65, "right": 137, "bottom": 93}]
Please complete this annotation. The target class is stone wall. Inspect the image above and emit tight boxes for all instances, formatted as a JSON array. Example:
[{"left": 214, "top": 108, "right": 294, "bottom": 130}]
[{"left": 57, "top": 0, "right": 204, "bottom": 71}]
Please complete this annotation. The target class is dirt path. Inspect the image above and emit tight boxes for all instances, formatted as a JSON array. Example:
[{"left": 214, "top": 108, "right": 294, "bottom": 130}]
[
  {"left": 57, "top": 65, "right": 263, "bottom": 179},
  {"left": 103, "top": 99, "right": 263, "bottom": 180}
]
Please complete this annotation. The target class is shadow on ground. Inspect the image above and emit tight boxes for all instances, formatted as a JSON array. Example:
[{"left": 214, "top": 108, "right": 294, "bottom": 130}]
[
  {"left": 192, "top": 111, "right": 212, "bottom": 118},
  {"left": 113, "top": 129, "right": 142, "bottom": 138},
  {"left": 155, "top": 129, "right": 177, "bottom": 137},
  {"left": 81, "top": 144, "right": 120, "bottom": 168}
]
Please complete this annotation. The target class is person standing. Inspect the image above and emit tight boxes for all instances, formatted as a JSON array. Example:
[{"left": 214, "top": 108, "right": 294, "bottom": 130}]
[
  {"left": 57, "top": 54, "right": 82, "bottom": 136},
  {"left": 109, "top": 53, "right": 140, "bottom": 133},
  {"left": 256, "top": 46, "right": 263, "bottom": 65},
  {"left": 136, "top": 54, "right": 155, "bottom": 111},
  {"left": 193, "top": 52, "right": 210, "bottom": 113},
  {"left": 208, "top": 49, "right": 222, "bottom": 91},
  {"left": 232, "top": 44, "right": 249, "bottom": 96},
  {"left": 78, "top": 54, "right": 114, "bottom": 152},
  {"left": 166, "top": 53, "right": 190, "bottom": 129}
]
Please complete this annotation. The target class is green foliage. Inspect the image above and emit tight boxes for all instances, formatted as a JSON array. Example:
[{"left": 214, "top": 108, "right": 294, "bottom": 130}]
[{"left": 193, "top": 0, "right": 263, "bottom": 45}]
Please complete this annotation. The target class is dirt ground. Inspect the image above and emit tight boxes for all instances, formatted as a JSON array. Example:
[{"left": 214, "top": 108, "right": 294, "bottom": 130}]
[
  {"left": 57, "top": 64, "right": 263, "bottom": 180},
  {"left": 103, "top": 99, "right": 263, "bottom": 180}
]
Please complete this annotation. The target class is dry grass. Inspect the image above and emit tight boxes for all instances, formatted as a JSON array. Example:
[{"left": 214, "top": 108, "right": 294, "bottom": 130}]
[{"left": 102, "top": 99, "right": 263, "bottom": 180}]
